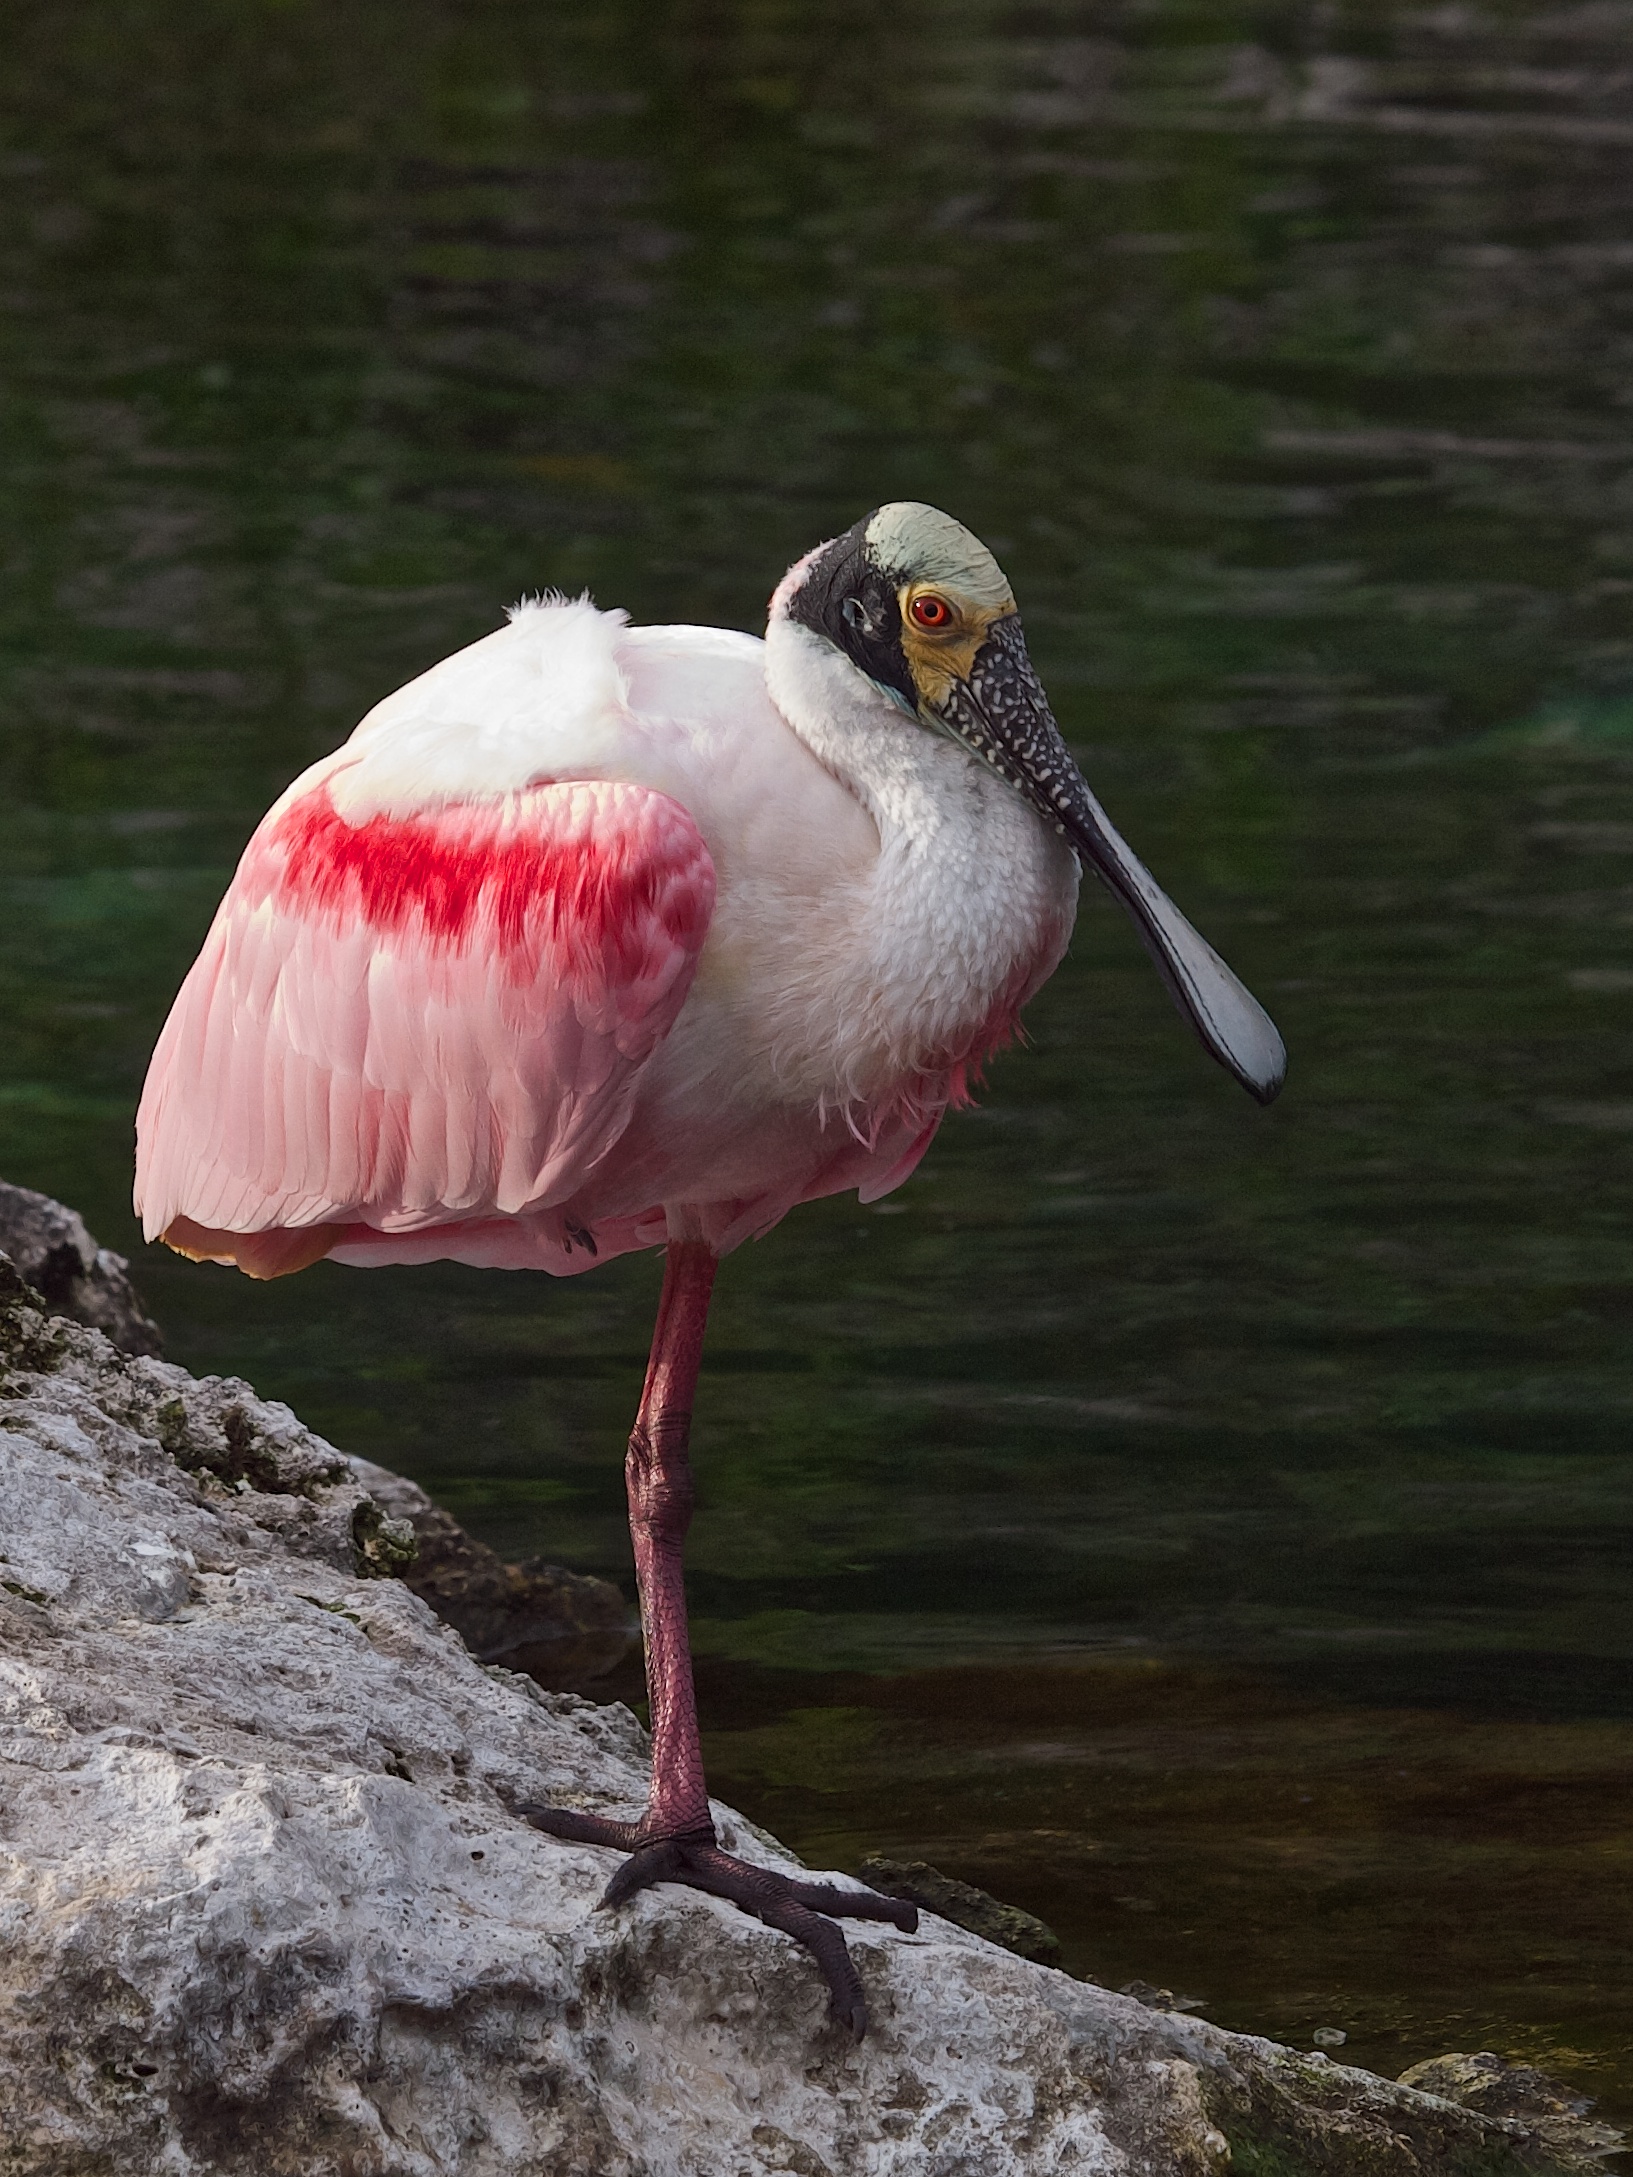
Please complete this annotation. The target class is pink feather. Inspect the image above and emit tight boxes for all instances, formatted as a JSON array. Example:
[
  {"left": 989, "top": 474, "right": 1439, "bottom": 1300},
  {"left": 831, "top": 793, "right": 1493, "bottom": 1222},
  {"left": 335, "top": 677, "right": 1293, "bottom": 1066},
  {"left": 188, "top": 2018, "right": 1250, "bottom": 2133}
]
[{"left": 136, "top": 778, "right": 715, "bottom": 1277}]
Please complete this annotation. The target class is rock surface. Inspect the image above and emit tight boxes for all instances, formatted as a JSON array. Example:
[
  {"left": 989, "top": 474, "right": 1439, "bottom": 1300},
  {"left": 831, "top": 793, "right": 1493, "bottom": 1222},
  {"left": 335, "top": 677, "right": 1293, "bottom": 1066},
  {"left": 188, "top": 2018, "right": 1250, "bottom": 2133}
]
[
  {"left": 0, "top": 1180, "right": 632, "bottom": 1693},
  {"left": 349, "top": 1454, "right": 635, "bottom": 1692},
  {"left": 0, "top": 1260, "right": 1620, "bottom": 2176},
  {"left": 1396, "top": 2055, "right": 1625, "bottom": 2166},
  {"left": 857, "top": 1855, "right": 1062, "bottom": 1967},
  {"left": 0, "top": 1180, "right": 163, "bottom": 1356}
]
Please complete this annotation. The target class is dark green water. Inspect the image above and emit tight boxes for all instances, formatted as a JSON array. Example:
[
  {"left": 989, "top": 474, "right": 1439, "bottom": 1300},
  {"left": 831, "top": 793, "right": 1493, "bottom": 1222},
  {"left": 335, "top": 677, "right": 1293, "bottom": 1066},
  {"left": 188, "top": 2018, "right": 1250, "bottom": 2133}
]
[{"left": 4, "top": 0, "right": 1633, "bottom": 2122}]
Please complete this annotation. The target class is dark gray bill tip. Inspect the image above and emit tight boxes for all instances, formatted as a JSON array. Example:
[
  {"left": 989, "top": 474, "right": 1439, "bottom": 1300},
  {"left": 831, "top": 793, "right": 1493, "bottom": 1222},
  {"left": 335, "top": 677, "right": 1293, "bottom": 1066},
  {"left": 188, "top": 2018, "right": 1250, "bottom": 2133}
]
[
  {"left": 1174, "top": 946, "right": 1287, "bottom": 1105},
  {"left": 1070, "top": 799, "right": 1288, "bottom": 1106}
]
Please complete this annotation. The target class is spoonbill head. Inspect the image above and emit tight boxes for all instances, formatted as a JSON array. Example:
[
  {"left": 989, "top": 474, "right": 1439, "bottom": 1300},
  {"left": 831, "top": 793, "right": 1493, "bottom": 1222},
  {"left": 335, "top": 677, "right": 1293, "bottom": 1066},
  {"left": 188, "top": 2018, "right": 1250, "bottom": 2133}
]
[
  {"left": 135, "top": 503, "right": 1284, "bottom": 2037},
  {"left": 775, "top": 500, "right": 1286, "bottom": 1105}
]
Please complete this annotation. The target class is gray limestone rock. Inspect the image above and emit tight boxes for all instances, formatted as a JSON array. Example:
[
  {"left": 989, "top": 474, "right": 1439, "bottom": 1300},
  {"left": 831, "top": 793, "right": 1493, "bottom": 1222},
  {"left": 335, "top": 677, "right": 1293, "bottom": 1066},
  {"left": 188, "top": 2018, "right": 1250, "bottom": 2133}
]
[
  {"left": 0, "top": 1180, "right": 163, "bottom": 1356},
  {"left": 0, "top": 1179, "right": 630, "bottom": 1686},
  {"left": 348, "top": 1454, "right": 636, "bottom": 1692},
  {"left": 0, "top": 1270, "right": 1620, "bottom": 2175},
  {"left": 1396, "top": 2053, "right": 1625, "bottom": 2166}
]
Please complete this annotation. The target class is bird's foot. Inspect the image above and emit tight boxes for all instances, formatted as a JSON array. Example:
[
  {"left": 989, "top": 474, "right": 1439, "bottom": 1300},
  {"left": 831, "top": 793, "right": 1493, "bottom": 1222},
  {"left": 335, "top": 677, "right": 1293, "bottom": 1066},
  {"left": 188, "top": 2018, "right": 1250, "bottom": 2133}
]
[{"left": 515, "top": 1803, "right": 918, "bottom": 2039}]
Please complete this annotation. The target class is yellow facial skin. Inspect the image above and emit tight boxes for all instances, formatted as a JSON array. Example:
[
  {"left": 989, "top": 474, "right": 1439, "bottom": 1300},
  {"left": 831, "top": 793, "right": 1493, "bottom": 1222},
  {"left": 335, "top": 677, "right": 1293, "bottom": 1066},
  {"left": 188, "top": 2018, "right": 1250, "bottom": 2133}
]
[{"left": 896, "top": 582, "right": 1017, "bottom": 712}]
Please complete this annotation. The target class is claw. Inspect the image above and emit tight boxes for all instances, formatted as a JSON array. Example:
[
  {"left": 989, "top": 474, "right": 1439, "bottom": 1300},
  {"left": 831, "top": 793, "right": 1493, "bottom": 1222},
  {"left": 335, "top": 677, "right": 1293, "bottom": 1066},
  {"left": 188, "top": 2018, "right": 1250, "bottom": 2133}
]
[{"left": 517, "top": 1806, "right": 915, "bottom": 2039}]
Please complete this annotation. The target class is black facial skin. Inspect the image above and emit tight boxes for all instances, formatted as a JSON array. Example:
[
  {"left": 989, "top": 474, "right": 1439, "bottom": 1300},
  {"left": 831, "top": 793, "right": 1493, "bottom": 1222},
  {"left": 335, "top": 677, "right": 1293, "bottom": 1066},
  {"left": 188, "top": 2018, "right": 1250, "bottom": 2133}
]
[{"left": 784, "top": 518, "right": 917, "bottom": 710}]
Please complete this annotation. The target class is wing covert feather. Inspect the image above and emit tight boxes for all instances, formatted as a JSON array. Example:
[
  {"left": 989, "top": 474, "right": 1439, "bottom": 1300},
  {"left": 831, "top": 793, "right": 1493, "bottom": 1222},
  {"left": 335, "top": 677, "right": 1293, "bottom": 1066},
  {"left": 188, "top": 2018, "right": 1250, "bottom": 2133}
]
[{"left": 136, "top": 779, "right": 715, "bottom": 1246}]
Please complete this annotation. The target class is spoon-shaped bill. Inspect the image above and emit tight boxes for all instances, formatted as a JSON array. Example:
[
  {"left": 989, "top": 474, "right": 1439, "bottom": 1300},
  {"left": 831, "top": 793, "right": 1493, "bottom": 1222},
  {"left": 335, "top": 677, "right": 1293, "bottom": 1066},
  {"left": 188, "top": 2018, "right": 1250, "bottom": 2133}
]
[{"left": 1063, "top": 788, "right": 1287, "bottom": 1105}]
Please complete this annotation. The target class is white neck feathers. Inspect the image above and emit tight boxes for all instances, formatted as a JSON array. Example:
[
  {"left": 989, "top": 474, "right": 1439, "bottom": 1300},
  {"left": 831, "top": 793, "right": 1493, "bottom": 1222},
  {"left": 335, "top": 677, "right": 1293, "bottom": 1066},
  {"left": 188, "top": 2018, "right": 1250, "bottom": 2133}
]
[
  {"left": 763, "top": 617, "right": 980, "bottom": 841},
  {"left": 760, "top": 615, "right": 1079, "bottom": 1100}
]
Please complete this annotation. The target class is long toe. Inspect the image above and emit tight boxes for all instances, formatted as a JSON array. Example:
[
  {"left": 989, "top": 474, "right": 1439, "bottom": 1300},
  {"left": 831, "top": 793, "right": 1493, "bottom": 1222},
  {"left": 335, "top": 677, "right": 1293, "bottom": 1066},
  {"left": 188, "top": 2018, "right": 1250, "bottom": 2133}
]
[
  {"left": 527, "top": 1824, "right": 906, "bottom": 2040},
  {"left": 599, "top": 1838, "right": 687, "bottom": 1909},
  {"left": 672, "top": 1847, "right": 876, "bottom": 2039},
  {"left": 684, "top": 1846, "right": 918, "bottom": 1933},
  {"left": 754, "top": 1895, "right": 870, "bottom": 2040},
  {"left": 512, "top": 1802, "right": 646, "bottom": 1852}
]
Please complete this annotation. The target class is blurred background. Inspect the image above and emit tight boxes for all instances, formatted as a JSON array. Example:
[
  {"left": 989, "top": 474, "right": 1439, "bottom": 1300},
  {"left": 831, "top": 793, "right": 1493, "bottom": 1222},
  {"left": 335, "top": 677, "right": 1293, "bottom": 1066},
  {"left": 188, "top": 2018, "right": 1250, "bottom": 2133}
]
[{"left": 3, "top": 0, "right": 1632, "bottom": 2116}]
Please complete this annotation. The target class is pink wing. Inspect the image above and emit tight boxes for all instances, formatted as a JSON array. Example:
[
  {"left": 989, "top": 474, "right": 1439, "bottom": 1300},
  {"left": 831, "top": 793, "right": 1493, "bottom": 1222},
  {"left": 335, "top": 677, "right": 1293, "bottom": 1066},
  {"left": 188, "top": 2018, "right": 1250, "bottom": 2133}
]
[{"left": 135, "top": 777, "right": 715, "bottom": 1276}]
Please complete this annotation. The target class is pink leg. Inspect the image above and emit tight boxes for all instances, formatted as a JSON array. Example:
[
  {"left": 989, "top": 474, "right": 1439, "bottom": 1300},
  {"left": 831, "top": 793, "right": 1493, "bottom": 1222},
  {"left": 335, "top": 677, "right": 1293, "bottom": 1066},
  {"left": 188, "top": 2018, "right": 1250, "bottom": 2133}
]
[
  {"left": 626, "top": 1236, "right": 717, "bottom": 1839},
  {"left": 516, "top": 1240, "right": 916, "bottom": 2039}
]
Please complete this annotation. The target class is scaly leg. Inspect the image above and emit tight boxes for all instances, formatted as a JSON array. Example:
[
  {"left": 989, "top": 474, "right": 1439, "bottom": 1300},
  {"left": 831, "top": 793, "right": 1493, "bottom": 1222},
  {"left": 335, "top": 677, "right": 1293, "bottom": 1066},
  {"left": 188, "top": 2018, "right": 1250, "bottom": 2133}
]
[{"left": 517, "top": 1238, "right": 916, "bottom": 2038}]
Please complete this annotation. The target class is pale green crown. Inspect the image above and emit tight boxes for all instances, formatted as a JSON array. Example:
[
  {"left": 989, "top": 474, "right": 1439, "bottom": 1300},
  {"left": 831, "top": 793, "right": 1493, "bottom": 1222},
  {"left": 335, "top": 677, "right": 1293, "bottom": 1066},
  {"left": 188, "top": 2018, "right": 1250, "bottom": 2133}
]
[{"left": 863, "top": 502, "right": 1016, "bottom": 614}]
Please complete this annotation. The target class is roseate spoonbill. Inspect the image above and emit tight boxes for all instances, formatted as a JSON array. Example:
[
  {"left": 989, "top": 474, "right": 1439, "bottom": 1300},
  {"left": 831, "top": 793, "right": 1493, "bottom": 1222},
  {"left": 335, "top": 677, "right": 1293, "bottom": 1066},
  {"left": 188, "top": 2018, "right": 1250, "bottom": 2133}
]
[{"left": 136, "top": 502, "right": 1284, "bottom": 2036}]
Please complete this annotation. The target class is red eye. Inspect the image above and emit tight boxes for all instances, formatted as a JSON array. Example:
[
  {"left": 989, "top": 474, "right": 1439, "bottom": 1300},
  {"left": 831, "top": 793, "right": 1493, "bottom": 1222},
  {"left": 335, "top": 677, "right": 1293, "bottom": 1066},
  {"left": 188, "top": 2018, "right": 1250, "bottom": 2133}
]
[{"left": 910, "top": 593, "right": 953, "bottom": 630}]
